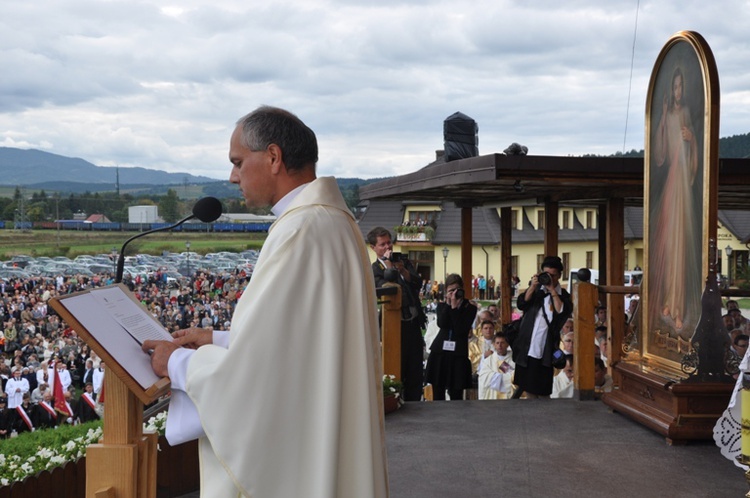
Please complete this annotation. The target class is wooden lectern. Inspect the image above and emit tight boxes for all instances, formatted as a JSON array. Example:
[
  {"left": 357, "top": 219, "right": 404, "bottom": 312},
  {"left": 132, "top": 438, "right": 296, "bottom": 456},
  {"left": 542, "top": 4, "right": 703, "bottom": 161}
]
[{"left": 50, "top": 285, "right": 171, "bottom": 498}]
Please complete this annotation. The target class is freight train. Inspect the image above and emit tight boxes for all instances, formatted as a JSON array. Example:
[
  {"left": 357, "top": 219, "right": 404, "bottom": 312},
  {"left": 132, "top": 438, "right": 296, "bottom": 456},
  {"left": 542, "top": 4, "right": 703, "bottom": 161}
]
[{"left": 0, "top": 221, "right": 272, "bottom": 232}]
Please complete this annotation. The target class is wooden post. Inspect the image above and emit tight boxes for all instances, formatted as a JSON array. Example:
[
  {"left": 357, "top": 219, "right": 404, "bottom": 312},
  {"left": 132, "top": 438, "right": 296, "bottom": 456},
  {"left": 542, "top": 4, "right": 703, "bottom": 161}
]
[
  {"left": 598, "top": 203, "right": 607, "bottom": 286},
  {"left": 461, "top": 206, "right": 473, "bottom": 299},
  {"left": 574, "top": 282, "right": 597, "bottom": 400},
  {"left": 500, "top": 207, "right": 513, "bottom": 325},
  {"left": 606, "top": 197, "right": 625, "bottom": 367},
  {"left": 543, "top": 200, "right": 559, "bottom": 258},
  {"left": 380, "top": 285, "right": 402, "bottom": 379},
  {"left": 85, "top": 374, "right": 157, "bottom": 498}
]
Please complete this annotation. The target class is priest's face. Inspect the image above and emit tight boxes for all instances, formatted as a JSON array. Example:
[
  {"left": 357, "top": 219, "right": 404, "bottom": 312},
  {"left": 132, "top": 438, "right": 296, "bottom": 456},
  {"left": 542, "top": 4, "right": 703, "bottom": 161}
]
[{"left": 229, "top": 125, "right": 277, "bottom": 208}]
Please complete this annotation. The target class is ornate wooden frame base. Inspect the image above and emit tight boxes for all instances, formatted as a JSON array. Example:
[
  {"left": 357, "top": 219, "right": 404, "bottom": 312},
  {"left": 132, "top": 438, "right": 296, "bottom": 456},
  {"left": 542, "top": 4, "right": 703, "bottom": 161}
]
[{"left": 602, "top": 361, "right": 733, "bottom": 445}]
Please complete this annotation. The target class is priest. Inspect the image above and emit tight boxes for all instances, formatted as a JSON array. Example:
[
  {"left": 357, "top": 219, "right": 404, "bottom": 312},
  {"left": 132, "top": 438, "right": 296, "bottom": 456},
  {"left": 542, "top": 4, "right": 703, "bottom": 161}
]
[{"left": 143, "top": 106, "right": 388, "bottom": 498}]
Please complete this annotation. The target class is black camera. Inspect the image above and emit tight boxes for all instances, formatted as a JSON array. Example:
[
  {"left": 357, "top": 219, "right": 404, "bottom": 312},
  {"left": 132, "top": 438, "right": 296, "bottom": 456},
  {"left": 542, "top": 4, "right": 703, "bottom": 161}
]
[
  {"left": 390, "top": 252, "right": 406, "bottom": 263},
  {"left": 552, "top": 349, "right": 567, "bottom": 370},
  {"left": 537, "top": 272, "right": 552, "bottom": 286},
  {"left": 455, "top": 288, "right": 465, "bottom": 300}
]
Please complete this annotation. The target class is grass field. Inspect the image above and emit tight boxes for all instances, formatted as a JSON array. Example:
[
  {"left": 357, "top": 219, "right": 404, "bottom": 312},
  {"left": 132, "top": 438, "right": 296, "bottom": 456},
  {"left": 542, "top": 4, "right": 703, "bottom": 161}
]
[{"left": 0, "top": 229, "right": 266, "bottom": 260}]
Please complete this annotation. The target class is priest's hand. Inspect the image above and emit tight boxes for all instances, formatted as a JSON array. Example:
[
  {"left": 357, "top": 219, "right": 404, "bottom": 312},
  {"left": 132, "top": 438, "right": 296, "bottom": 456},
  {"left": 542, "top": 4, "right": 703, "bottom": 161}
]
[
  {"left": 172, "top": 327, "right": 213, "bottom": 349},
  {"left": 142, "top": 340, "right": 179, "bottom": 378}
]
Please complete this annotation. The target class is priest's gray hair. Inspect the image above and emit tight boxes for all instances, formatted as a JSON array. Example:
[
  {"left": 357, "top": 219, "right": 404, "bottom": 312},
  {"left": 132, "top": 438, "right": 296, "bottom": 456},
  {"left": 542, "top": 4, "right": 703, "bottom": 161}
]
[{"left": 236, "top": 106, "right": 319, "bottom": 172}]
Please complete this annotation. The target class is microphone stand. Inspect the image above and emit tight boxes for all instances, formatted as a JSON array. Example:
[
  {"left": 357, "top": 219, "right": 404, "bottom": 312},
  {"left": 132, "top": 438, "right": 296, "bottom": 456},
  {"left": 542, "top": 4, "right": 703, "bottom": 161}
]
[{"left": 115, "top": 214, "right": 196, "bottom": 283}]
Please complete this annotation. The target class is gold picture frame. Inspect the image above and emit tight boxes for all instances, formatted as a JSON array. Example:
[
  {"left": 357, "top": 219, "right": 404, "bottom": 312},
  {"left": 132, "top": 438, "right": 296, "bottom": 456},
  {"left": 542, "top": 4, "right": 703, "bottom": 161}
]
[{"left": 642, "top": 31, "right": 720, "bottom": 372}]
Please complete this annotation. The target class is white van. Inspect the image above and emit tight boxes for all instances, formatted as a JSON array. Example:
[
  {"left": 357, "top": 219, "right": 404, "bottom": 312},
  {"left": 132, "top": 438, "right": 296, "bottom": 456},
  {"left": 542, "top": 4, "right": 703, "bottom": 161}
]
[
  {"left": 624, "top": 271, "right": 643, "bottom": 286},
  {"left": 566, "top": 269, "right": 642, "bottom": 290},
  {"left": 567, "top": 268, "right": 600, "bottom": 291}
]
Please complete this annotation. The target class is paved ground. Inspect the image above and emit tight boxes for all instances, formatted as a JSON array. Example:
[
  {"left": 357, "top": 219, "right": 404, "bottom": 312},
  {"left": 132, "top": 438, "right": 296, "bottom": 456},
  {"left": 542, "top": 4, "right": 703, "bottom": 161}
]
[
  {"left": 180, "top": 399, "right": 747, "bottom": 497},
  {"left": 386, "top": 400, "right": 746, "bottom": 498}
]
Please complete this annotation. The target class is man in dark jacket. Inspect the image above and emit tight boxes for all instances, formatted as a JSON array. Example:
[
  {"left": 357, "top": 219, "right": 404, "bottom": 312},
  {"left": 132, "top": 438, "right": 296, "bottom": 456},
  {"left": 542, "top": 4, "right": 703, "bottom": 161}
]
[
  {"left": 368, "top": 226, "right": 426, "bottom": 401},
  {"left": 512, "top": 256, "right": 573, "bottom": 398}
]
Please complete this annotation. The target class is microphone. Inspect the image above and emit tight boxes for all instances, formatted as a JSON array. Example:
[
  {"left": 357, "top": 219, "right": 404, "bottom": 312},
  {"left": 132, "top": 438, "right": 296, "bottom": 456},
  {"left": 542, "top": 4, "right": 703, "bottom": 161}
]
[{"left": 115, "top": 196, "right": 223, "bottom": 283}]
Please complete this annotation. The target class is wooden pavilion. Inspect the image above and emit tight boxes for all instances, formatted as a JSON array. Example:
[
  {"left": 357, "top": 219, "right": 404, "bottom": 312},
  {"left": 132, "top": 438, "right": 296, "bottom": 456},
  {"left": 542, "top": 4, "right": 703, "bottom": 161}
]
[{"left": 360, "top": 152, "right": 750, "bottom": 442}]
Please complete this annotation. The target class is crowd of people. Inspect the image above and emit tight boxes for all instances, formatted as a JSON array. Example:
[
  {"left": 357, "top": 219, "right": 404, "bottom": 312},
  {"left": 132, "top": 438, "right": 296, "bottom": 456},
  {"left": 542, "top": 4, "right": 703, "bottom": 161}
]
[
  {"left": 0, "top": 266, "right": 250, "bottom": 437},
  {"left": 3, "top": 247, "right": 746, "bottom": 436},
  {"left": 413, "top": 257, "right": 622, "bottom": 401}
]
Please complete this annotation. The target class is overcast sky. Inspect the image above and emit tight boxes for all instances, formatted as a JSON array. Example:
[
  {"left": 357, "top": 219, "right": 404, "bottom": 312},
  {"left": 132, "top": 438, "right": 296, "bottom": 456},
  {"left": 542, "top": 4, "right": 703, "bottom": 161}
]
[{"left": 1, "top": 0, "right": 748, "bottom": 181}]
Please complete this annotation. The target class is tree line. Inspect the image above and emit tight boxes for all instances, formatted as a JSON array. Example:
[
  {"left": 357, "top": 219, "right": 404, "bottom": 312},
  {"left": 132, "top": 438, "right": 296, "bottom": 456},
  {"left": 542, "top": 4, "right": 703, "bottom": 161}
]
[
  {"left": 0, "top": 188, "right": 252, "bottom": 224},
  {"left": 0, "top": 181, "right": 365, "bottom": 224}
]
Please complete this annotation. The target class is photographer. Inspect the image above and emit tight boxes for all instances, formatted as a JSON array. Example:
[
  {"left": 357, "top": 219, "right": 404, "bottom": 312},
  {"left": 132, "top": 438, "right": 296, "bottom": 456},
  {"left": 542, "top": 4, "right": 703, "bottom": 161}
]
[
  {"left": 367, "top": 226, "right": 426, "bottom": 401},
  {"left": 511, "top": 256, "right": 573, "bottom": 398},
  {"left": 424, "top": 273, "right": 477, "bottom": 400}
]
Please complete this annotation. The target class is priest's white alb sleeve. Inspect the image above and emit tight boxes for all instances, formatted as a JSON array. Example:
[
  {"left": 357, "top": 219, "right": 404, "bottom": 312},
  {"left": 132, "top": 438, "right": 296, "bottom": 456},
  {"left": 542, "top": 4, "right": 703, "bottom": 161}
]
[{"left": 164, "top": 331, "right": 231, "bottom": 445}]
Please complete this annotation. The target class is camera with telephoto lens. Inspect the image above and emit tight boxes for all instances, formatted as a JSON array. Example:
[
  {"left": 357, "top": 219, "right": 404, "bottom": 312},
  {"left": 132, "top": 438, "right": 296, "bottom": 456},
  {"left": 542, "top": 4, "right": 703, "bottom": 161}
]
[{"left": 537, "top": 272, "right": 552, "bottom": 286}]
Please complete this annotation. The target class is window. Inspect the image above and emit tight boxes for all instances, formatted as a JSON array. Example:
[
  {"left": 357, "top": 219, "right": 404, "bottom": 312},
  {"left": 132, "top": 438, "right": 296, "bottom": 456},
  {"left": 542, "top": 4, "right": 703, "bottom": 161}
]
[
  {"left": 511, "top": 256, "right": 519, "bottom": 277},
  {"left": 624, "top": 250, "right": 629, "bottom": 271},
  {"left": 562, "top": 253, "right": 570, "bottom": 280},
  {"left": 586, "top": 251, "right": 594, "bottom": 269},
  {"left": 408, "top": 211, "right": 437, "bottom": 225},
  {"left": 511, "top": 209, "right": 519, "bottom": 230},
  {"left": 537, "top": 254, "right": 544, "bottom": 271},
  {"left": 735, "top": 250, "right": 749, "bottom": 276},
  {"left": 537, "top": 210, "right": 545, "bottom": 230},
  {"left": 586, "top": 211, "right": 594, "bottom": 229},
  {"left": 562, "top": 211, "right": 570, "bottom": 229}
]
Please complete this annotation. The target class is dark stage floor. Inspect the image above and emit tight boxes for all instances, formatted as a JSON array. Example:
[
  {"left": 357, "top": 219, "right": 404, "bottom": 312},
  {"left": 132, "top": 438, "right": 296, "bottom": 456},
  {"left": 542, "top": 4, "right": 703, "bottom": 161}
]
[
  {"left": 180, "top": 399, "right": 746, "bottom": 497},
  {"left": 385, "top": 399, "right": 745, "bottom": 498}
]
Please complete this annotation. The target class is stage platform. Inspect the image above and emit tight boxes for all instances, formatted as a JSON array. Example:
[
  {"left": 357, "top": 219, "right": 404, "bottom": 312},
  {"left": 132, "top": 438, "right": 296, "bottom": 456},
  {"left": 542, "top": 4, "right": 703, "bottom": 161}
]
[{"left": 180, "top": 399, "right": 745, "bottom": 497}]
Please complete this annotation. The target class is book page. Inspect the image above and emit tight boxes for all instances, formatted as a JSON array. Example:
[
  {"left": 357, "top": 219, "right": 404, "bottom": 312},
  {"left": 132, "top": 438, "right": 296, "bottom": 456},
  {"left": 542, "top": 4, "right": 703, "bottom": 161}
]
[
  {"left": 89, "top": 286, "right": 173, "bottom": 344},
  {"left": 60, "top": 291, "right": 164, "bottom": 389}
]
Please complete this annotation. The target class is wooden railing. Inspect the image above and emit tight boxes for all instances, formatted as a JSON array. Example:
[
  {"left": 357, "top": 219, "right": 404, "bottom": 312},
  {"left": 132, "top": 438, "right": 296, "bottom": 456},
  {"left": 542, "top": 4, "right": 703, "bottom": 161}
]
[{"left": 573, "top": 282, "right": 639, "bottom": 399}]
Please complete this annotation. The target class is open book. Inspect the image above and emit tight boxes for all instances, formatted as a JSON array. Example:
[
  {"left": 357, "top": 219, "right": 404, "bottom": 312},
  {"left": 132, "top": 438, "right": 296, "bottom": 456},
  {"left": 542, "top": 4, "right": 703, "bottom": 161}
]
[{"left": 49, "top": 284, "right": 171, "bottom": 404}]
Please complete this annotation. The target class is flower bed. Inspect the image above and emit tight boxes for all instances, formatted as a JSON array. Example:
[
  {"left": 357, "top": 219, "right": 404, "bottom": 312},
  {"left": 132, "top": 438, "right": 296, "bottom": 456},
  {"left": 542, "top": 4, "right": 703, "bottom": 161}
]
[
  {"left": 0, "top": 423, "right": 102, "bottom": 486},
  {"left": 0, "top": 412, "right": 198, "bottom": 497}
]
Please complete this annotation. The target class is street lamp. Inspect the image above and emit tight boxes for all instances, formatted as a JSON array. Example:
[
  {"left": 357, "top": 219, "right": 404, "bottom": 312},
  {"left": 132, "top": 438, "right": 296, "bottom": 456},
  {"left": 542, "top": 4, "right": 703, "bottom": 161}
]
[
  {"left": 726, "top": 245, "right": 733, "bottom": 287},
  {"left": 442, "top": 247, "right": 449, "bottom": 281},
  {"left": 186, "top": 240, "right": 192, "bottom": 278}
]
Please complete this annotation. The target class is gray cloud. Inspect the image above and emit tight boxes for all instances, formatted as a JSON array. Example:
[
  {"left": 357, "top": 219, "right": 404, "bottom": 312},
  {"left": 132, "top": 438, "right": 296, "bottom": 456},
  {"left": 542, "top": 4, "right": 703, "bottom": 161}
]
[{"left": 0, "top": 0, "right": 746, "bottom": 180}]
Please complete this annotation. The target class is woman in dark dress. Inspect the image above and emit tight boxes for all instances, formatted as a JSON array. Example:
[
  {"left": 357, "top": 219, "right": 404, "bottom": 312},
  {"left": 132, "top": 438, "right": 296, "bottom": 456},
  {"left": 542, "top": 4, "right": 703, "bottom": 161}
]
[{"left": 425, "top": 274, "right": 477, "bottom": 400}]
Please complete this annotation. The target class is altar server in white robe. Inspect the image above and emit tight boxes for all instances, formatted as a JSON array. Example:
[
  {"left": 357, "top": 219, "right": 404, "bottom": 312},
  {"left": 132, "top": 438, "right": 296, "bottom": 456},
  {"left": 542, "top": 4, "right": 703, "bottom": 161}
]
[
  {"left": 143, "top": 106, "right": 388, "bottom": 498},
  {"left": 4, "top": 368, "right": 29, "bottom": 409},
  {"left": 478, "top": 333, "right": 515, "bottom": 400},
  {"left": 551, "top": 354, "right": 575, "bottom": 399}
]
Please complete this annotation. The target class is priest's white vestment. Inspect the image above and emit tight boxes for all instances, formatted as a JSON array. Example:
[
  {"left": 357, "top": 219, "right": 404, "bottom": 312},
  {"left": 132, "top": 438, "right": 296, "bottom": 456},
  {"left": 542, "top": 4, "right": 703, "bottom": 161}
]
[
  {"left": 168, "top": 177, "right": 388, "bottom": 497},
  {"left": 477, "top": 352, "right": 514, "bottom": 400}
]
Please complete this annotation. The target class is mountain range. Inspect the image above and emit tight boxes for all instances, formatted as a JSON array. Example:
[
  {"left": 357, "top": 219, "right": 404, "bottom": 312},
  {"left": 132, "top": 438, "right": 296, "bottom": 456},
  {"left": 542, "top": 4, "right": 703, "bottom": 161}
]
[
  {"left": 2, "top": 130, "right": 750, "bottom": 194},
  {"left": 0, "top": 147, "right": 215, "bottom": 186}
]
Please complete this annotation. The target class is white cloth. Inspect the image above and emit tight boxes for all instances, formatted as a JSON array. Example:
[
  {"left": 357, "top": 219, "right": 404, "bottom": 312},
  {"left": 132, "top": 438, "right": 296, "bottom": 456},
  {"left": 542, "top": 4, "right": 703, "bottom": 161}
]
[
  {"left": 478, "top": 352, "right": 515, "bottom": 400},
  {"left": 714, "top": 347, "right": 750, "bottom": 469},
  {"left": 36, "top": 368, "right": 51, "bottom": 387},
  {"left": 423, "top": 313, "right": 439, "bottom": 355},
  {"left": 5, "top": 377, "right": 29, "bottom": 408},
  {"left": 528, "top": 285, "right": 561, "bottom": 359},
  {"left": 166, "top": 177, "right": 388, "bottom": 497},
  {"left": 92, "top": 368, "right": 105, "bottom": 395},
  {"left": 551, "top": 370, "right": 574, "bottom": 399},
  {"left": 56, "top": 369, "right": 72, "bottom": 392}
]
